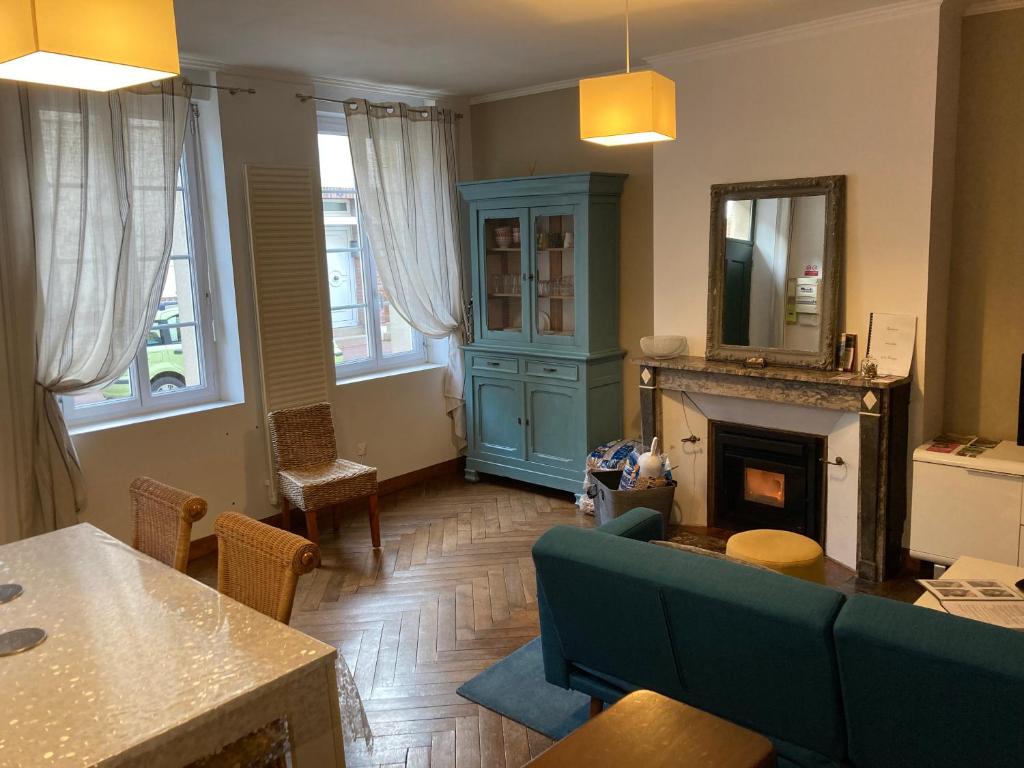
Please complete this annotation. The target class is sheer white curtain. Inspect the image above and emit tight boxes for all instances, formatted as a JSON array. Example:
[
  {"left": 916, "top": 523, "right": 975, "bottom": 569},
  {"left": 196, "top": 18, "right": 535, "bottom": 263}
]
[
  {"left": 0, "top": 81, "right": 190, "bottom": 543},
  {"left": 345, "top": 101, "right": 468, "bottom": 447}
]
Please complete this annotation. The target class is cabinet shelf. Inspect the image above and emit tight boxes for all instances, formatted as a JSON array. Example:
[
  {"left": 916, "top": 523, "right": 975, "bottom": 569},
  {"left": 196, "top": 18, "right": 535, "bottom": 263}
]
[
  {"left": 536, "top": 247, "right": 573, "bottom": 252},
  {"left": 487, "top": 293, "right": 523, "bottom": 299},
  {"left": 487, "top": 247, "right": 521, "bottom": 252},
  {"left": 539, "top": 295, "right": 575, "bottom": 300}
]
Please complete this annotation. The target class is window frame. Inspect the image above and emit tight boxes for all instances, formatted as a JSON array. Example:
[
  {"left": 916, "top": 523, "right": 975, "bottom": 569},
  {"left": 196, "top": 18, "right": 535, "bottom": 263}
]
[
  {"left": 317, "top": 113, "right": 426, "bottom": 381},
  {"left": 62, "top": 107, "right": 220, "bottom": 427}
]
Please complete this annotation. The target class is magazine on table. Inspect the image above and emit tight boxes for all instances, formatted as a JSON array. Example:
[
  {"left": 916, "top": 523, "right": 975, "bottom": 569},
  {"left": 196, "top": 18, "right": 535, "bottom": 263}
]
[
  {"left": 918, "top": 579, "right": 1023, "bottom": 601},
  {"left": 917, "top": 579, "right": 1024, "bottom": 630}
]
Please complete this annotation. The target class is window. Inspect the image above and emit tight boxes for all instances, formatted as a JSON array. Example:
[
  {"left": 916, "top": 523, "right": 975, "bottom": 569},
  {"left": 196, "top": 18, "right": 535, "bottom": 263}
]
[
  {"left": 63, "top": 109, "right": 219, "bottom": 426},
  {"left": 317, "top": 114, "right": 425, "bottom": 379},
  {"left": 725, "top": 199, "right": 755, "bottom": 242}
]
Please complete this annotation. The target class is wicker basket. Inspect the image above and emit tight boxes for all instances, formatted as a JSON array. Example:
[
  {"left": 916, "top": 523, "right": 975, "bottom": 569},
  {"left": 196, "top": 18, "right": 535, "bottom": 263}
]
[{"left": 588, "top": 470, "right": 676, "bottom": 528}]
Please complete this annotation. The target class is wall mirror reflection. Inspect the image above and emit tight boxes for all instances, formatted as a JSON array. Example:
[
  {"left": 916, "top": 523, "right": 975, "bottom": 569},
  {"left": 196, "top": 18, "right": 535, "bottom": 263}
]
[{"left": 707, "top": 176, "right": 845, "bottom": 369}]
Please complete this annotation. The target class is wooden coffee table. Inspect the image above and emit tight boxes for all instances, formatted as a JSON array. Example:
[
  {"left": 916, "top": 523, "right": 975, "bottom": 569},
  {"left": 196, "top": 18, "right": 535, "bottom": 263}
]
[{"left": 526, "top": 690, "right": 775, "bottom": 767}]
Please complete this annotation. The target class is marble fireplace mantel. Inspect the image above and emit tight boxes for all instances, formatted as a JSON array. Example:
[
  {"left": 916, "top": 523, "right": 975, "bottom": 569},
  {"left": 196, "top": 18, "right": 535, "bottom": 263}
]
[{"left": 636, "top": 355, "right": 912, "bottom": 582}]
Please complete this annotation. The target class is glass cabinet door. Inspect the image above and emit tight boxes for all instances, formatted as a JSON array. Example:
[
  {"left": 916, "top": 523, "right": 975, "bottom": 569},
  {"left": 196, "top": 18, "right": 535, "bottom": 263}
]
[
  {"left": 533, "top": 208, "right": 576, "bottom": 342},
  {"left": 480, "top": 210, "right": 528, "bottom": 341}
]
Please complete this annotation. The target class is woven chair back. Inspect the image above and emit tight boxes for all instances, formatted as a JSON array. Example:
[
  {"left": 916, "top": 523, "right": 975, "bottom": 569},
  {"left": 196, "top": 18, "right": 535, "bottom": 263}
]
[
  {"left": 214, "top": 511, "right": 319, "bottom": 623},
  {"left": 267, "top": 402, "right": 338, "bottom": 471},
  {"left": 130, "top": 477, "right": 208, "bottom": 573}
]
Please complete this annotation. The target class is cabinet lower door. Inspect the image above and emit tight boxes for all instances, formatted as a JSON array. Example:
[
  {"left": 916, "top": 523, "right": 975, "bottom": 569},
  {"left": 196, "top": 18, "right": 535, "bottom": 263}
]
[
  {"left": 911, "top": 461, "right": 1023, "bottom": 565},
  {"left": 526, "top": 383, "right": 578, "bottom": 469},
  {"left": 473, "top": 377, "right": 525, "bottom": 460}
]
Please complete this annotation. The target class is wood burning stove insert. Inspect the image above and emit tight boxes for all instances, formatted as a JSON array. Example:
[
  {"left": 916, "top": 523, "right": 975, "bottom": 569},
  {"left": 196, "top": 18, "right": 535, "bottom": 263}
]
[{"left": 709, "top": 421, "right": 825, "bottom": 542}]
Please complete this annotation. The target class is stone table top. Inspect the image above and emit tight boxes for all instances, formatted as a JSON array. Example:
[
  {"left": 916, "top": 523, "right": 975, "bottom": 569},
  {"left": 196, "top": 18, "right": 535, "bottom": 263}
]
[
  {"left": 634, "top": 355, "right": 911, "bottom": 390},
  {"left": 0, "top": 524, "right": 336, "bottom": 767}
]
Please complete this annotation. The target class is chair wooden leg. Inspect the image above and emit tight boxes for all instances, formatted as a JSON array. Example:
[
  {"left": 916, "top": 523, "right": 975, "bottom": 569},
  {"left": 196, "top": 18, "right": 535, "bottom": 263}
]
[
  {"left": 589, "top": 697, "right": 604, "bottom": 719},
  {"left": 332, "top": 505, "right": 339, "bottom": 533},
  {"left": 368, "top": 494, "right": 381, "bottom": 549},
  {"left": 305, "top": 508, "right": 320, "bottom": 546},
  {"left": 279, "top": 499, "right": 292, "bottom": 532}
]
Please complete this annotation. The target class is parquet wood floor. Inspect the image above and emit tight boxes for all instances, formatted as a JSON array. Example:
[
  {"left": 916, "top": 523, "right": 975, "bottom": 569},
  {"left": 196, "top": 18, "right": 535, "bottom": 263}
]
[{"left": 289, "top": 475, "right": 591, "bottom": 767}]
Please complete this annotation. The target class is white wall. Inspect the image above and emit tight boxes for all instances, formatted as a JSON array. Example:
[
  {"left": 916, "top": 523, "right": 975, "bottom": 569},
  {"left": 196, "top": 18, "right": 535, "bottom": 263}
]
[
  {"left": 72, "top": 71, "right": 461, "bottom": 545},
  {"left": 652, "top": 6, "right": 954, "bottom": 522}
]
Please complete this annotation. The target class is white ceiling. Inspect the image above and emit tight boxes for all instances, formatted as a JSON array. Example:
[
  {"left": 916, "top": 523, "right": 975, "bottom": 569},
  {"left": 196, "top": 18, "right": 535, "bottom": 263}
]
[{"left": 174, "top": 0, "right": 947, "bottom": 97}]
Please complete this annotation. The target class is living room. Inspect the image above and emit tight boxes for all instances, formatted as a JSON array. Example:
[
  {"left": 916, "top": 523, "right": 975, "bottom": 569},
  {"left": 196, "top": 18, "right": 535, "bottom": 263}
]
[{"left": 1, "top": 0, "right": 1022, "bottom": 766}]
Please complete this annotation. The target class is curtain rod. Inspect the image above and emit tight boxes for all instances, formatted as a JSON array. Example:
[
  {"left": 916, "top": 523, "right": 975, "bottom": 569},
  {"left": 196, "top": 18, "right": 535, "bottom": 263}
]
[
  {"left": 183, "top": 80, "right": 256, "bottom": 96},
  {"left": 295, "top": 92, "right": 463, "bottom": 119}
]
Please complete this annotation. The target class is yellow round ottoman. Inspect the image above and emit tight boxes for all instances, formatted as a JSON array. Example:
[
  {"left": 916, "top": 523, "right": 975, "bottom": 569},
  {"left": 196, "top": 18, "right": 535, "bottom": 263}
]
[{"left": 725, "top": 529, "right": 826, "bottom": 584}]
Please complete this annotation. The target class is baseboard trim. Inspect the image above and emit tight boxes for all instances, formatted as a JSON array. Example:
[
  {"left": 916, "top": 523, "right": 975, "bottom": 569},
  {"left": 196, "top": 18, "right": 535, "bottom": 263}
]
[{"left": 188, "top": 456, "right": 465, "bottom": 561}]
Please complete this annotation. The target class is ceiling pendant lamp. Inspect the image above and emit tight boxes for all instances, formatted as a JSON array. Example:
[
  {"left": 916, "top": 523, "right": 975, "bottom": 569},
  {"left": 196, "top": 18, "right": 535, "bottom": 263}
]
[
  {"left": 0, "top": 0, "right": 180, "bottom": 92},
  {"left": 579, "top": 0, "right": 676, "bottom": 146}
]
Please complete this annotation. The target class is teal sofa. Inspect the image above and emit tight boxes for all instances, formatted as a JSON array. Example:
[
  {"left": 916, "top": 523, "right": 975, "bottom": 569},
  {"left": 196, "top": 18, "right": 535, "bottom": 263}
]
[{"left": 532, "top": 508, "right": 1024, "bottom": 768}]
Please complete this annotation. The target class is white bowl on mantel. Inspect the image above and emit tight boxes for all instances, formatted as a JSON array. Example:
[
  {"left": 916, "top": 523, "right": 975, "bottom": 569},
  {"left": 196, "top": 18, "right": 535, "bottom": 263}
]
[{"left": 640, "top": 335, "right": 687, "bottom": 359}]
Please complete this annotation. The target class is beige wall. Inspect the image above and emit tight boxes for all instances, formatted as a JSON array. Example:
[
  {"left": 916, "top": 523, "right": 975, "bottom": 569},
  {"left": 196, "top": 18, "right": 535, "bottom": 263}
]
[
  {"left": 943, "top": 8, "right": 1024, "bottom": 440},
  {"left": 650, "top": 6, "right": 953, "bottom": 523},
  {"left": 72, "top": 72, "right": 460, "bottom": 545},
  {"left": 470, "top": 88, "right": 654, "bottom": 438}
]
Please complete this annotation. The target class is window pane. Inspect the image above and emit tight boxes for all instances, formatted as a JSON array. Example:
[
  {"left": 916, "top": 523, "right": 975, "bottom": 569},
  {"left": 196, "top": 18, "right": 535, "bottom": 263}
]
[
  {"left": 149, "top": 324, "right": 202, "bottom": 394},
  {"left": 327, "top": 250, "right": 366, "bottom": 308},
  {"left": 170, "top": 189, "right": 189, "bottom": 256},
  {"left": 70, "top": 365, "right": 136, "bottom": 407},
  {"left": 333, "top": 307, "right": 370, "bottom": 365},
  {"left": 158, "top": 258, "right": 197, "bottom": 324},
  {"left": 374, "top": 267, "right": 416, "bottom": 357},
  {"left": 725, "top": 199, "right": 754, "bottom": 241}
]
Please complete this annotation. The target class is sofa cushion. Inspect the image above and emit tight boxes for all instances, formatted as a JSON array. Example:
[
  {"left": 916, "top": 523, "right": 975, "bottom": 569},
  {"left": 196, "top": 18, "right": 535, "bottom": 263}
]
[
  {"left": 834, "top": 594, "right": 1024, "bottom": 768},
  {"left": 658, "top": 547, "right": 848, "bottom": 764}
]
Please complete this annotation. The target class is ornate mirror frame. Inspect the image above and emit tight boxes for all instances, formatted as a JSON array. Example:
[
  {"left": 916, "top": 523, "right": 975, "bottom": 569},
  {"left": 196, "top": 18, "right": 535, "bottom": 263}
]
[{"left": 705, "top": 175, "right": 846, "bottom": 370}]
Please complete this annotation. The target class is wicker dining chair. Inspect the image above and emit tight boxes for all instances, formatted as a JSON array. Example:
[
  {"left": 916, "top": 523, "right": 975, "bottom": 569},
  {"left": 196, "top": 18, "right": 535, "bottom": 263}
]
[
  {"left": 190, "top": 512, "right": 321, "bottom": 768},
  {"left": 267, "top": 401, "right": 380, "bottom": 549},
  {"left": 214, "top": 511, "right": 320, "bottom": 624},
  {"left": 129, "top": 477, "right": 208, "bottom": 572}
]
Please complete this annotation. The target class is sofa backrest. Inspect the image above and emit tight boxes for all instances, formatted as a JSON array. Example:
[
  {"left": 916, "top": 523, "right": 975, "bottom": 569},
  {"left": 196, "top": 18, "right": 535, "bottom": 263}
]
[
  {"left": 834, "top": 593, "right": 1024, "bottom": 768},
  {"left": 533, "top": 526, "right": 689, "bottom": 701},
  {"left": 658, "top": 546, "right": 848, "bottom": 763},
  {"left": 533, "top": 525, "right": 848, "bottom": 763}
]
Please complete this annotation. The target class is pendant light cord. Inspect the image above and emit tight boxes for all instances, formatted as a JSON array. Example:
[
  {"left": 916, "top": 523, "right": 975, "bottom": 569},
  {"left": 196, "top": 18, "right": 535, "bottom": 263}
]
[{"left": 625, "top": 0, "right": 631, "bottom": 73}]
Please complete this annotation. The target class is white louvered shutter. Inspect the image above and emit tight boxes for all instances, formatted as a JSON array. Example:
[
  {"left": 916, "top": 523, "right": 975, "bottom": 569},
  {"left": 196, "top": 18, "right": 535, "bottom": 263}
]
[{"left": 244, "top": 165, "right": 333, "bottom": 498}]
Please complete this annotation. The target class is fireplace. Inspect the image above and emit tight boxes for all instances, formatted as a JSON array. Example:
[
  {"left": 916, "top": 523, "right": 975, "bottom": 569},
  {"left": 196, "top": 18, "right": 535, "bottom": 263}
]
[{"left": 709, "top": 422, "right": 826, "bottom": 542}]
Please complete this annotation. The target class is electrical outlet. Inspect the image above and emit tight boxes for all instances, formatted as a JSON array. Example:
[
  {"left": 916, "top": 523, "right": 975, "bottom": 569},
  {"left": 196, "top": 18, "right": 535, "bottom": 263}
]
[{"left": 356, "top": 442, "right": 367, "bottom": 457}]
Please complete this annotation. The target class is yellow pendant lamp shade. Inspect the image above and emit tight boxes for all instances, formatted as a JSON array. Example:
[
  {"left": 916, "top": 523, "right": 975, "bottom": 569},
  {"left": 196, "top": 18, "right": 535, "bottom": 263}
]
[
  {"left": 0, "top": 0, "right": 179, "bottom": 91},
  {"left": 579, "top": 70, "right": 676, "bottom": 146}
]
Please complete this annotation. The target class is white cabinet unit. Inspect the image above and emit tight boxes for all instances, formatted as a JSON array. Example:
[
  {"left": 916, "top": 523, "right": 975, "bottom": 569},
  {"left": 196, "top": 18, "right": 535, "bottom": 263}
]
[{"left": 910, "top": 441, "right": 1024, "bottom": 567}]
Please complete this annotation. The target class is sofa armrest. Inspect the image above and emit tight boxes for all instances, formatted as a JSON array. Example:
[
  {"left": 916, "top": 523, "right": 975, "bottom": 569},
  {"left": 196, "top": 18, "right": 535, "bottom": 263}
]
[
  {"left": 595, "top": 507, "right": 664, "bottom": 542},
  {"left": 535, "top": 576, "right": 571, "bottom": 689}
]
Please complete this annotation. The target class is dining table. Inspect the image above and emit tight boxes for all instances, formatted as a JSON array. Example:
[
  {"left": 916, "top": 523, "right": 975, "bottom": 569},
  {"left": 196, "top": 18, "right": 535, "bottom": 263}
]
[{"left": 0, "top": 523, "right": 345, "bottom": 767}]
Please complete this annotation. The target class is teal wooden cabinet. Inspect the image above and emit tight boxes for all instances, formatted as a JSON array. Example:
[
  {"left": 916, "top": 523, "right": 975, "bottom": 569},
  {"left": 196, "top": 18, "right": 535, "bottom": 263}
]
[{"left": 459, "top": 173, "right": 626, "bottom": 494}]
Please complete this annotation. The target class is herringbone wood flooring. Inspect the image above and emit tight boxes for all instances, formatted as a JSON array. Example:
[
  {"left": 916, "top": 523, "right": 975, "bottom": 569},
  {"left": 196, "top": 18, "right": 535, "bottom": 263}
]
[{"left": 286, "top": 475, "right": 590, "bottom": 767}]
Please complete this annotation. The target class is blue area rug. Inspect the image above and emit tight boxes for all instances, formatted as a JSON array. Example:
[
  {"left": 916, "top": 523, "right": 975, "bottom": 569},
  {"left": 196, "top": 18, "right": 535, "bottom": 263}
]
[{"left": 456, "top": 637, "right": 590, "bottom": 740}]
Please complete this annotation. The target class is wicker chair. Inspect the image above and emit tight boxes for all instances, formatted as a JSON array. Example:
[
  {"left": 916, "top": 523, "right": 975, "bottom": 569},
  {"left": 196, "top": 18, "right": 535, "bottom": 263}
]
[
  {"left": 267, "top": 402, "right": 380, "bottom": 548},
  {"left": 129, "top": 477, "right": 208, "bottom": 572},
  {"left": 214, "top": 511, "right": 320, "bottom": 624}
]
